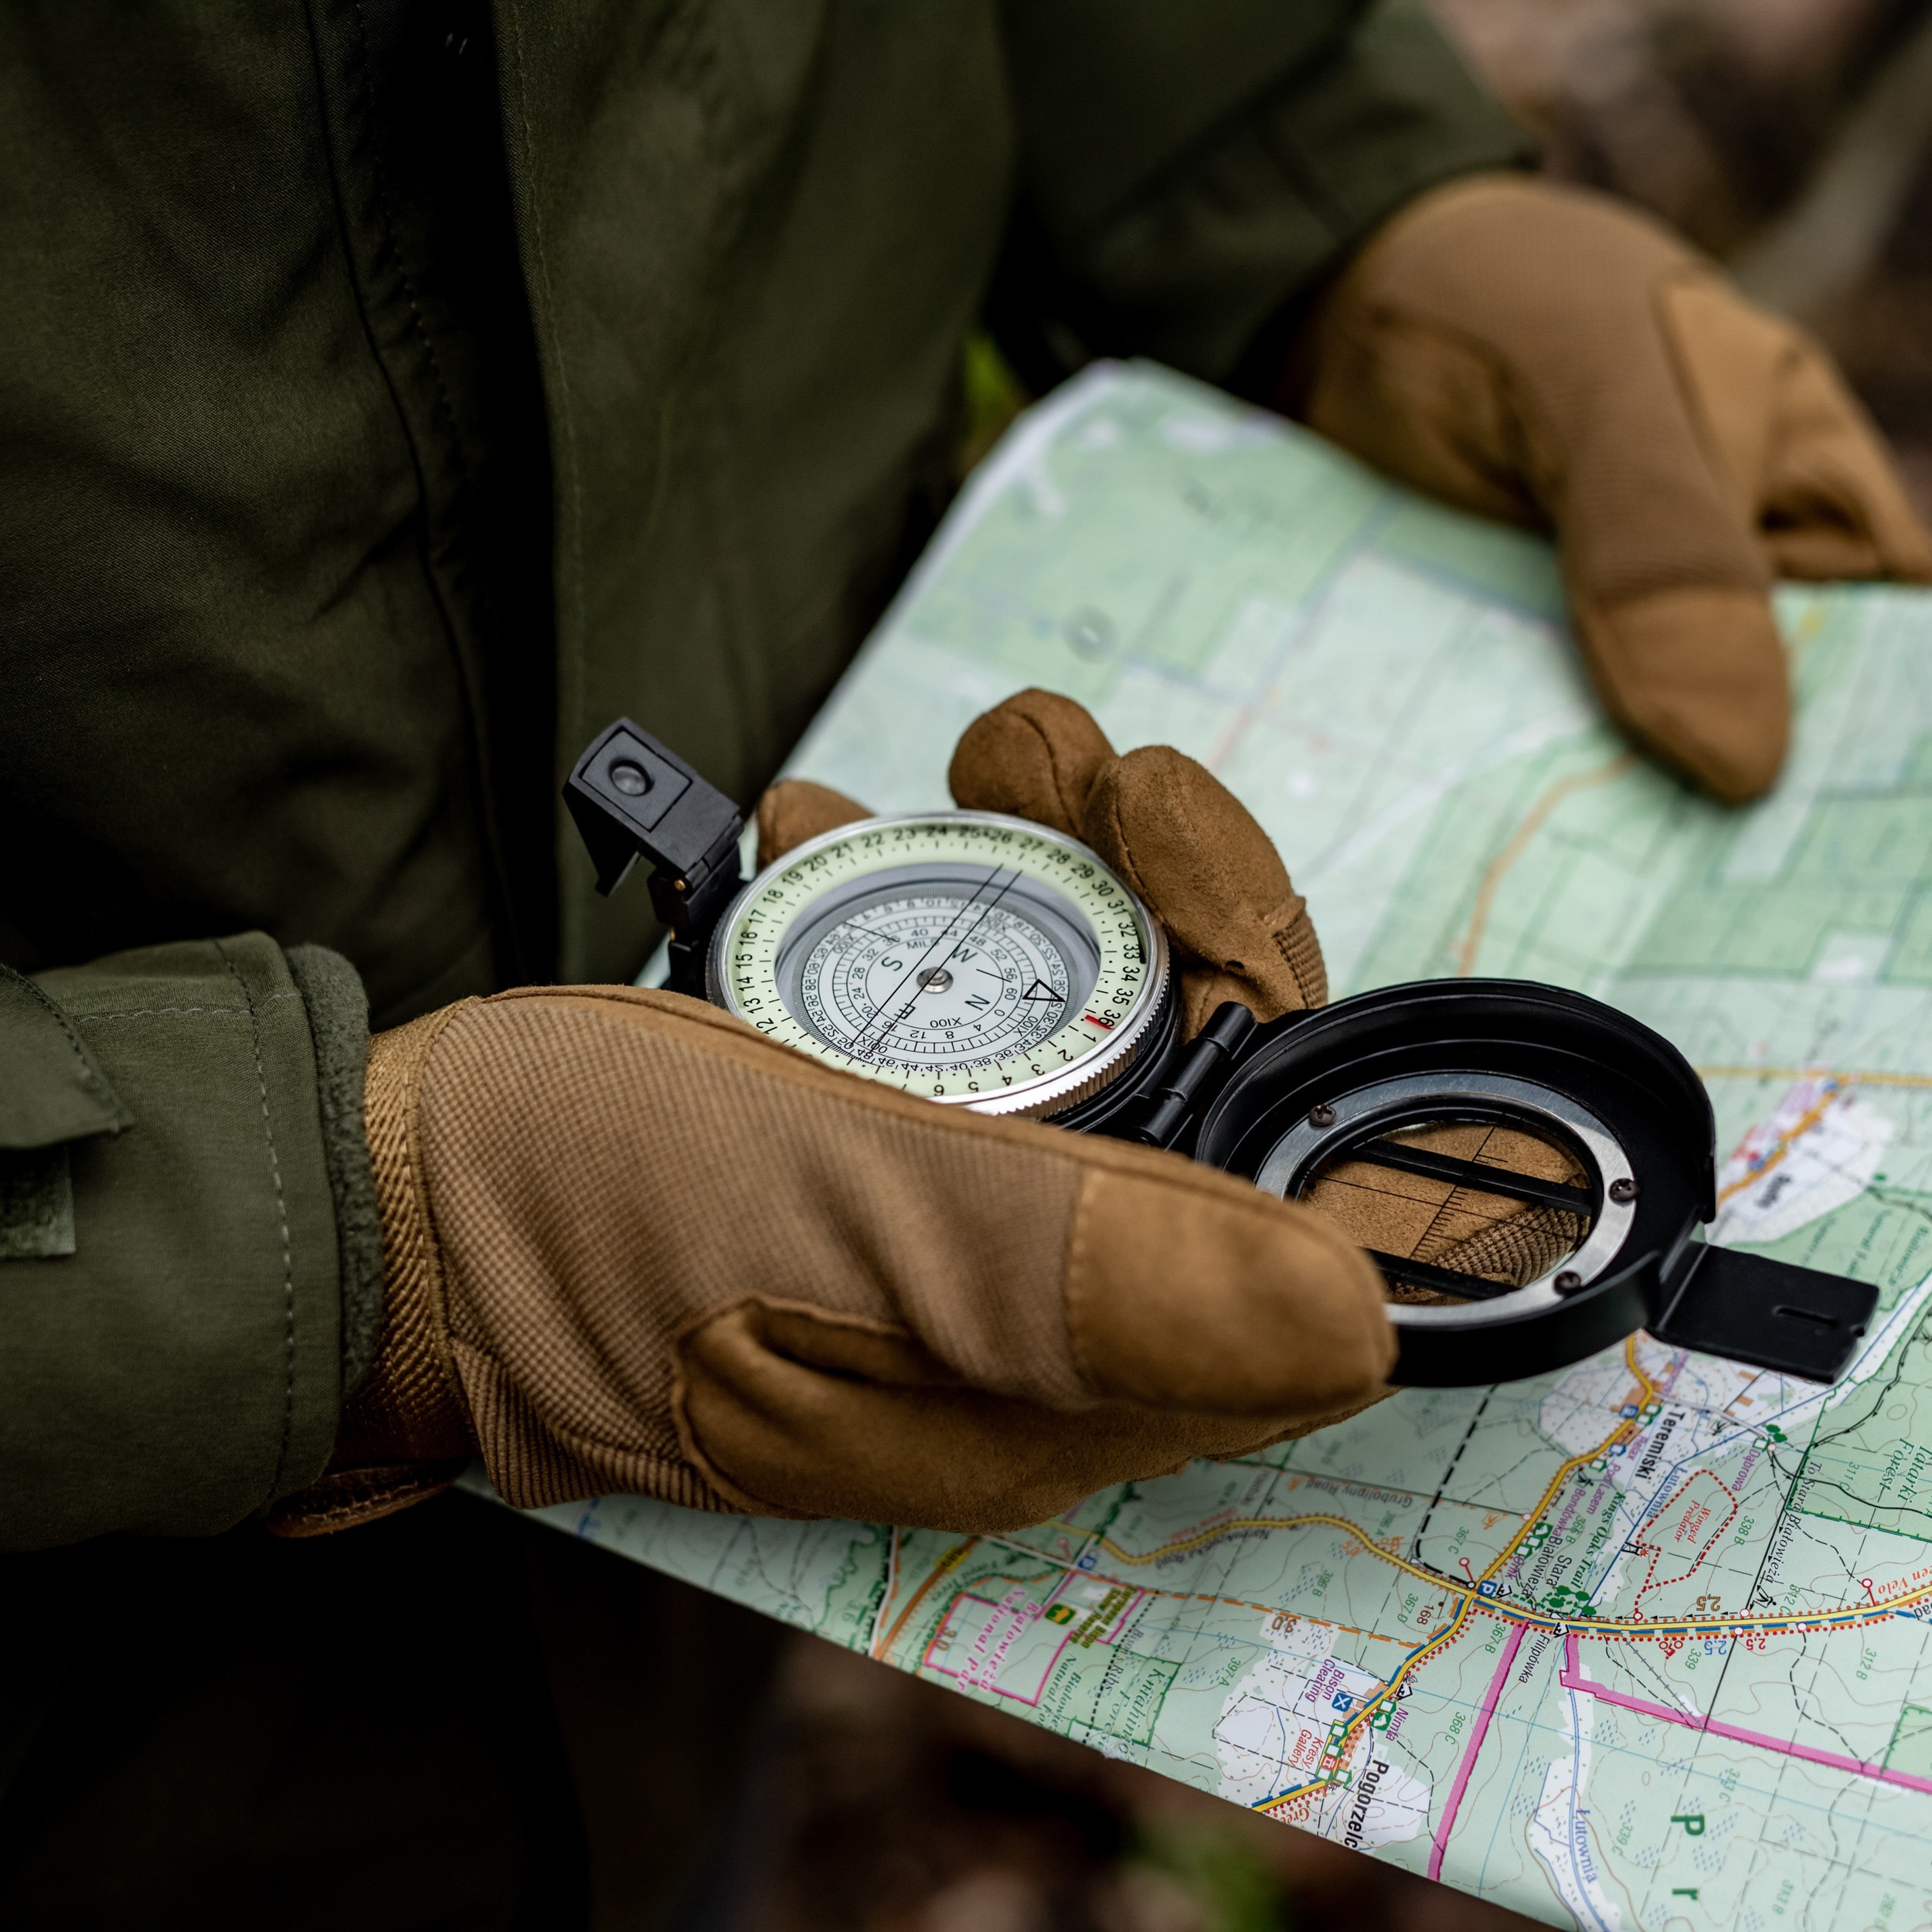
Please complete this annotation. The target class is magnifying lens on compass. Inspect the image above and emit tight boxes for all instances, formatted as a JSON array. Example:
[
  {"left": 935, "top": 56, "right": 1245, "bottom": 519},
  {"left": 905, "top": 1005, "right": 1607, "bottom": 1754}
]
[{"left": 566, "top": 717, "right": 1878, "bottom": 1391}]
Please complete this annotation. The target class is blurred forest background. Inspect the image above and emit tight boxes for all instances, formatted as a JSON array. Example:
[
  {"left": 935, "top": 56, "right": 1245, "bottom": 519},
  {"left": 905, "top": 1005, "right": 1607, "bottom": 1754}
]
[
  {"left": 1433, "top": 0, "right": 1932, "bottom": 515},
  {"left": 733, "top": 5, "right": 1932, "bottom": 1928}
]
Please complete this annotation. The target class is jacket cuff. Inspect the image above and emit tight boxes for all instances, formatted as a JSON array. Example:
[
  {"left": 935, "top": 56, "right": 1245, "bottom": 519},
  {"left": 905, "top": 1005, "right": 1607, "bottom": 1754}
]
[
  {"left": 284, "top": 944, "right": 384, "bottom": 1390},
  {"left": 1, "top": 935, "right": 349, "bottom": 1549}
]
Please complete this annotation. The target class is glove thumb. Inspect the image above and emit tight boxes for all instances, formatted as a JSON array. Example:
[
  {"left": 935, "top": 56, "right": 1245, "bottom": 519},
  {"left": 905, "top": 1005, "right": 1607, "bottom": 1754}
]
[{"left": 1084, "top": 747, "right": 1326, "bottom": 1029}]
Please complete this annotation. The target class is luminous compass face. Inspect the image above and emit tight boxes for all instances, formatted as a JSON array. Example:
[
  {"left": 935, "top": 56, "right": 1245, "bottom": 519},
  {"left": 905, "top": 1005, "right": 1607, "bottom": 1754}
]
[{"left": 706, "top": 811, "right": 1171, "bottom": 1116}]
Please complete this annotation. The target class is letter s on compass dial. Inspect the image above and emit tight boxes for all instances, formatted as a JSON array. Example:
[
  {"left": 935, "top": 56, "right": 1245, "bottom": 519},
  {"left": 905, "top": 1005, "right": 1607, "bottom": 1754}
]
[{"left": 706, "top": 811, "right": 1172, "bottom": 1117}]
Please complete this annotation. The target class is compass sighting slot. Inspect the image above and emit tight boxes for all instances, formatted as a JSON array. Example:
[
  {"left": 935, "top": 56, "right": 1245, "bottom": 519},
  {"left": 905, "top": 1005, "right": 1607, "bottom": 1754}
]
[
  {"left": 563, "top": 717, "right": 748, "bottom": 995},
  {"left": 1651, "top": 1243, "right": 1875, "bottom": 1382}
]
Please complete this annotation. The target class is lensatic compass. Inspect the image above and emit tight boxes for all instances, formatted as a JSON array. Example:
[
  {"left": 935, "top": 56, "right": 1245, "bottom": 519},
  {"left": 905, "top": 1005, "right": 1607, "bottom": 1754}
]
[
  {"left": 565, "top": 718, "right": 1179, "bottom": 1123},
  {"left": 567, "top": 718, "right": 1878, "bottom": 1392}
]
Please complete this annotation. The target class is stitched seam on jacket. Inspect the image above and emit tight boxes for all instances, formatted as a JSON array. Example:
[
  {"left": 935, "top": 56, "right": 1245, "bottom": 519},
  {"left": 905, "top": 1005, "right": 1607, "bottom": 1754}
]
[
  {"left": 347, "top": 1, "right": 473, "bottom": 471},
  {"left": 304, "top": 0, "right": 525, "bottom": 981},
  {"left": 75, "top": 995, "right": 301, "bottom": 1023},
  {"left": 216, "top": 940, "right": 298, "bottom": 1497},
  {"left": 6, "top": 968, "right": 124, "bottom": 1121},
  {"left": 501, "top": 5, "right": 586, "bottom": 774}
]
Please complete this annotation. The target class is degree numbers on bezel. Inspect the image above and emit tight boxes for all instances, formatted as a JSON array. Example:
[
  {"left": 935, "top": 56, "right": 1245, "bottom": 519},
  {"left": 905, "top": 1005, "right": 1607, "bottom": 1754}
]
[{"left": 711, "top": 814, "right": 1162, "bottom": 1110}]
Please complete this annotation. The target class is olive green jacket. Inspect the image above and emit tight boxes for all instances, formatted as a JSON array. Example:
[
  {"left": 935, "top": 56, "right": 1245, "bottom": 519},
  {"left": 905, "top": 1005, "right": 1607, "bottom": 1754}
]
[
  {"left": 0, "top": 5, "right": 1524, "bottom": 1913},
  {"left": 1, "top": 2, "right": 1519, "bottom": 1549}
]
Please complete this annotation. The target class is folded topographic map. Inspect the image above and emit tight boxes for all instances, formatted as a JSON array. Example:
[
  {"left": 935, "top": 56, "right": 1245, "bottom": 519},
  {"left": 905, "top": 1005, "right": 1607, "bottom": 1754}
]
[{"left": 503, "top": 362, "right": 1932, "bottom": 1930}]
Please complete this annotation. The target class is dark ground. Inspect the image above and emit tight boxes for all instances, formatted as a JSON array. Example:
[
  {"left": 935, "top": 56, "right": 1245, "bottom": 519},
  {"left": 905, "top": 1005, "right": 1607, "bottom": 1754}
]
[
  {"left": 731, "top": 1634, "right": 1547, "bottom": 1932},
  {"left": 736, "top": 8, "right": 1932, "bottom": 1927}
]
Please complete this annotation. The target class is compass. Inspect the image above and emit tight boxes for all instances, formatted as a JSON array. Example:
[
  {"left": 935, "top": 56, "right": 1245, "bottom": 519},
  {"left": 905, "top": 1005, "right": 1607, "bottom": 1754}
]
[
  {"left": 566, "top": 718, "right": 1879, "bottom": 1389},
  {"left": 564, "top": 718, "right": 1175, "bottom": 1121}
]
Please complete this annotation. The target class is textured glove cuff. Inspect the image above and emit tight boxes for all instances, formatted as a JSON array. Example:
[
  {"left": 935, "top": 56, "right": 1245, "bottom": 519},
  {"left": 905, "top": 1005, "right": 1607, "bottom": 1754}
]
[{"left": 334, "top": 1003, "right": 479, "bottom": 1464}]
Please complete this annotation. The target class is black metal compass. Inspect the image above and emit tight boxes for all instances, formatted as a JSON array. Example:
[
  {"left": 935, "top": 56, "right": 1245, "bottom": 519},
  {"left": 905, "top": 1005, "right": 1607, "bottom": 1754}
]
[{"left": 567, "top": 719, "right": 1879, "bottom": 1391}]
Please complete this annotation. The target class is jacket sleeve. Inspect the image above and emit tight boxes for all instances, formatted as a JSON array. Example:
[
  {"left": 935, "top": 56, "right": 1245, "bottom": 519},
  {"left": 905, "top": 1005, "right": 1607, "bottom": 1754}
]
[
  {"left": 0, "top": 935, "right": 381, "bottom": 1552},
  {"left": 992, "top": 0, "right": 1532, "bottom": 387}
]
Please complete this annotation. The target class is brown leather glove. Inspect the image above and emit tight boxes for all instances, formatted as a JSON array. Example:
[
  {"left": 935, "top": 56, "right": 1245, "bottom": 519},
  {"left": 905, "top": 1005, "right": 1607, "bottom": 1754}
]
[
  {"left": 295, "top": 696, "right": 1393, "bottom": 1538},
  {"left": 946, "top": 688, "right": 1328, "bottom": 1037},
  {"left": 1290, "top": 175, "right": 1932, "bottom": 804}
]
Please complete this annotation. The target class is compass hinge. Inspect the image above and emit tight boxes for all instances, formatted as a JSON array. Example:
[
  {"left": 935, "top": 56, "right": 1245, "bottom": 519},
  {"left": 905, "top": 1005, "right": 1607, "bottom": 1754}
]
[{"left": 1131, "top": 1001, "right": 1256, "bottom": 1150}]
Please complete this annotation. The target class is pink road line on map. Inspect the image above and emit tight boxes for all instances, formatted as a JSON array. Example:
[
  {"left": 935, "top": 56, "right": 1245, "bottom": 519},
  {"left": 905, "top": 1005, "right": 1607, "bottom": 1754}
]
[
  {"left": 1428, "top": 1624, "right": 1526, "bottom": 1881},
  {"left": 1560, "top": 1634, "right": 1932, "bottom": 1797},
  {"left": 924, "top": 1590, "right": 1068, "bottom": 1709}
]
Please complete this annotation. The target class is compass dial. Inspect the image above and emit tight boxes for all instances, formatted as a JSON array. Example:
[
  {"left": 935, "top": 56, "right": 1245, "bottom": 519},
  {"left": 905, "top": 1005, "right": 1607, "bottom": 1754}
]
[{"left": 706, "top": 811, "right": 1170, "bottom": 1116}]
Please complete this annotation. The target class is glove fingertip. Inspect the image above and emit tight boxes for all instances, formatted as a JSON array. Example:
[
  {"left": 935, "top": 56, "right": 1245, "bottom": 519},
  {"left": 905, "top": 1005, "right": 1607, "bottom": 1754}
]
[
  {"left": 948, "top": 688, "right": 1114, "bottom": 834},
  {"left": 756, "top": 778, "right": 872, "bottom": 867},
  {"left": 1576, "top": 587, "right": 1790, "bottom": 804}
]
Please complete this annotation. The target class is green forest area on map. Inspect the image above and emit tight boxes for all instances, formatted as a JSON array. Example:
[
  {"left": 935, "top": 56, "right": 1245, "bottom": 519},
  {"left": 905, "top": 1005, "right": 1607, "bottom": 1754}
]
[{"left": 502, "top": 362, "right": 1932, "bottom": 1932}]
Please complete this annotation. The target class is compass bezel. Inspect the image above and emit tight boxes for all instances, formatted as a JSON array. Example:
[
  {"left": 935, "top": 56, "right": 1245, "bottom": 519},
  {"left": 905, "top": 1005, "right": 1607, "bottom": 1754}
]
[{"left": 704, "top": 808, "right": 1173, "bottom": 1118}]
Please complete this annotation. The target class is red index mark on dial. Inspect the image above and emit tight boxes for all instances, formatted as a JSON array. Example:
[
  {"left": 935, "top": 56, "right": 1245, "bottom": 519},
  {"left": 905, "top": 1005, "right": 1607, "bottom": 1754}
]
[{"left": 1083, "top": 1012, "right": 1115, "bottom": 1030}]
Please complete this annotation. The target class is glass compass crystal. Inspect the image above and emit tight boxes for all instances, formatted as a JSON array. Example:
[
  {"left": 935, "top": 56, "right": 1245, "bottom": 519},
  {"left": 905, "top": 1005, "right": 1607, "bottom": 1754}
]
[{"left": 704, "top": 812, "right": 1170, "bottom": 1115}]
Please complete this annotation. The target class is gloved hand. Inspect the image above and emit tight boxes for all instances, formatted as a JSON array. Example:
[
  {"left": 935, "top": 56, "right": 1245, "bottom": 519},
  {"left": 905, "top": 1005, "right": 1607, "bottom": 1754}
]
[
  {"left": 300, "top": 693, "right": 1391, "bottom": 1539},
  {"left": 1287, "top": 175, "right": 1932, "bottom": 804}
]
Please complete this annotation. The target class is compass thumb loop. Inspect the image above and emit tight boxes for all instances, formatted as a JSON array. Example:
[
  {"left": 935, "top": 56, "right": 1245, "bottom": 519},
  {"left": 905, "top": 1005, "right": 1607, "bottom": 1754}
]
[{"left": 1083, "top": 747, "right": 1327, "bottom": 1026}]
